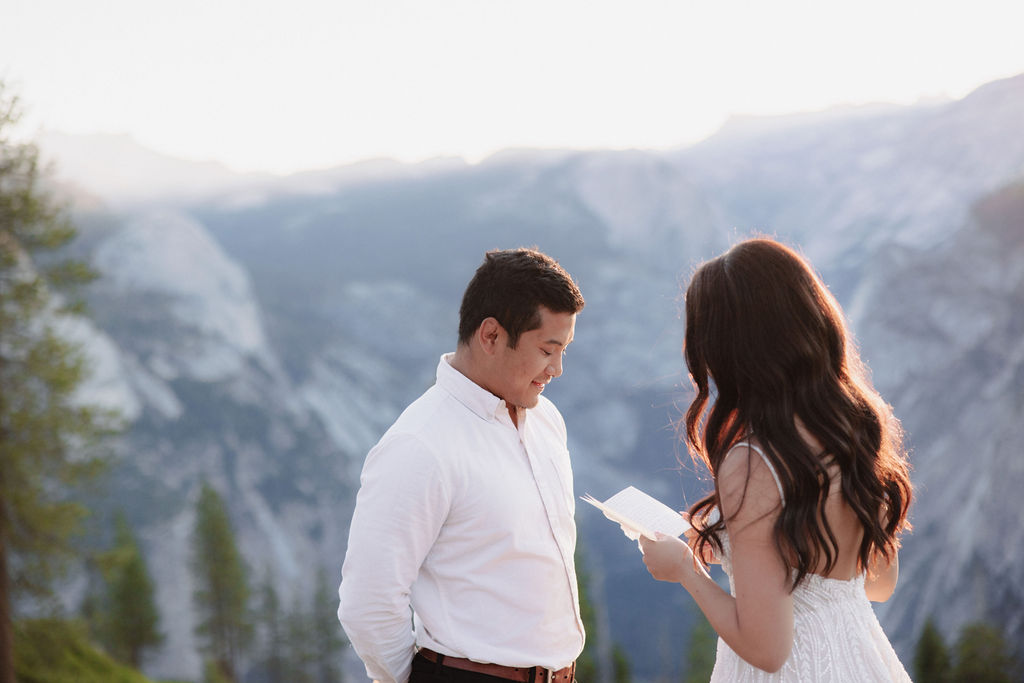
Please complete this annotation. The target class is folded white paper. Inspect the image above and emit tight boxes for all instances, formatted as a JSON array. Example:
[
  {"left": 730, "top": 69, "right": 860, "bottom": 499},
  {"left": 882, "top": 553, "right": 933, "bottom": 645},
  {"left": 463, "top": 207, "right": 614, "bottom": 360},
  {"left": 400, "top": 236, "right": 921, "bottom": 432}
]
[{"left": 581, "top": 486, "right": 690, "bottom": 541}]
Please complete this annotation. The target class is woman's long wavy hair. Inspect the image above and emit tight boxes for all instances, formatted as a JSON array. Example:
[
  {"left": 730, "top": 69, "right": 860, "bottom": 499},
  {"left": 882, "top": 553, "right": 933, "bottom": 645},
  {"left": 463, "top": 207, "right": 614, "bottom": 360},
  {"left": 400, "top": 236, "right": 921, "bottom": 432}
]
[{"left": 684, "top": 238, "right": 912, "bottom": 590}]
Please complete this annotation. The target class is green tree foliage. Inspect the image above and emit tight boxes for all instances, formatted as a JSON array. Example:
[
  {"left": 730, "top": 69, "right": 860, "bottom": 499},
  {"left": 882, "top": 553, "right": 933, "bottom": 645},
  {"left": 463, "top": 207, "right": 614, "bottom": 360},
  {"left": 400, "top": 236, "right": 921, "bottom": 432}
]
[
  {"left": 573, "top": 547, "right": 598, "bottom": 682},
  {"left": 574, "top": 546, "right": 631, "bottom": 683},
  {"left": 914, "top": 617, "right": 950, "bottom": 683},
  {"left": 0, "top": 82, "right": 113, "bottom": 683},
  {"left": 191, "top": 482, "right": 252, "bottom": 682},
  {"left": 611, "top": 643, "right": 631, "bottom": 683},
  {"left": 202, "top": 659, "right": 234, "bottom": 683},
  {"left": 99, "top": 512, "right": 162, "bottom": 667},
  {"left": 684, "top": 608, "right": 716, "bottom": 683},
  {"left": 285, "top": 595, "right": 316, "bottom": 683},
  {"left": 255, "top": 568, "right": 286, "bottom": 683},
  {"left": 309, "top": 566, "right": 346, "bottom": 683},
  {"left": 951, "top": 621, "right": 1018, "bottom": 683},
  {"left": 253, "top": 565, "right": 346, "bottom": 683},
  {"left": 13, "top": 618, "right": 158, "bottom": 683}
]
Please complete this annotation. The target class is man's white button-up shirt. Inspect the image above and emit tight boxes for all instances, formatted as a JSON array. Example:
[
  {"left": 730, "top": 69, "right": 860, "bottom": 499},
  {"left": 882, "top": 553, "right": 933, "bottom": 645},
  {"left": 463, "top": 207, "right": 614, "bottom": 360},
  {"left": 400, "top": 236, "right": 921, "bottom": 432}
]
[{"left": 338, "top": 354, "right": 585, "bottom": 683}]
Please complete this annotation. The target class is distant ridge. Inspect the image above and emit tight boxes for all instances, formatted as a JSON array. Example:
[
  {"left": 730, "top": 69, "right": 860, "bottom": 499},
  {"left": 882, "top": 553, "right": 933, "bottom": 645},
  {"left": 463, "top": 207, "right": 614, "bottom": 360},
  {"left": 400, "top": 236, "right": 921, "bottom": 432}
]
[
  {"left": 39, "top": 130, "right": 472, "bottom": 206},
  {"left": 39, "top": 130, "right": 273, "bottom": 203},
  {"left": 707, "top": 101, "right": 918, "bottom": 143}
]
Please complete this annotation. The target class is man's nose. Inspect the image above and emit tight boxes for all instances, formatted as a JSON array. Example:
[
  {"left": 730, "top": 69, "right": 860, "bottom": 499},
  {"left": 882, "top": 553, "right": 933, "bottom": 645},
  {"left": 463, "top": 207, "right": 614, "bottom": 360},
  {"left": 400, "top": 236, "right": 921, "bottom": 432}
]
[{"left": 547, "top": 353, "right": 563, "bottom": 378}]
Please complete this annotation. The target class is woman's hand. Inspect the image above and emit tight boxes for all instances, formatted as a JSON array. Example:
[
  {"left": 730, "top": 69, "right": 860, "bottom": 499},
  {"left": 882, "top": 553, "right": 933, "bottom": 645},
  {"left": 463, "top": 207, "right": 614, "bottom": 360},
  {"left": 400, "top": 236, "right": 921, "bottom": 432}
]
[
  {"left": 682, "top": 511, "right": 719, "bottom": 566},
  {"left": 639, "top": 532, "right": 698, "bottom": 584}
]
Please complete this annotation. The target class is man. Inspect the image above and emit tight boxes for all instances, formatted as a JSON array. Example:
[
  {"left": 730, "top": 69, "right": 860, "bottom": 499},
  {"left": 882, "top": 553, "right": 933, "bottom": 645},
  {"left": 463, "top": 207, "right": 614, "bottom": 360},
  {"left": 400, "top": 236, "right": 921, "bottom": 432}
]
[{"left": 338, "top": 248, "right": 586, "bottom": 683}]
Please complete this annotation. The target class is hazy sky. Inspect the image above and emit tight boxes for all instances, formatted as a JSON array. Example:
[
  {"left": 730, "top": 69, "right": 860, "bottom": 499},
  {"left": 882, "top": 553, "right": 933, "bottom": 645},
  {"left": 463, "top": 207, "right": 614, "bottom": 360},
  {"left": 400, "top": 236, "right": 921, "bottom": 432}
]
[{"left": 3, "top": 0, "right": 1022, "bottom": 175}]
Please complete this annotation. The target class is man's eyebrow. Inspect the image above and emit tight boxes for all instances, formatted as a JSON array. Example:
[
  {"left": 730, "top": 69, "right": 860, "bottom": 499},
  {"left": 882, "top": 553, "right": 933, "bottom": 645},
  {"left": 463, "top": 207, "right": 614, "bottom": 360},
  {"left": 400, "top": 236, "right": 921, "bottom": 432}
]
[{"left": 543, "top": 337, "right": 572, "bottom": 346}]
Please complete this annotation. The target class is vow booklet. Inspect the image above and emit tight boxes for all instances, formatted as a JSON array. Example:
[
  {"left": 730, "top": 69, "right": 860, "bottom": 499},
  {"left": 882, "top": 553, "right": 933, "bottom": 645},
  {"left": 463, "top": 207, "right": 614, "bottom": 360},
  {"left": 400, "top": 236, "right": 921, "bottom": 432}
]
[{"left": 581, "top": 486, "right": 690, "bottom": 541}]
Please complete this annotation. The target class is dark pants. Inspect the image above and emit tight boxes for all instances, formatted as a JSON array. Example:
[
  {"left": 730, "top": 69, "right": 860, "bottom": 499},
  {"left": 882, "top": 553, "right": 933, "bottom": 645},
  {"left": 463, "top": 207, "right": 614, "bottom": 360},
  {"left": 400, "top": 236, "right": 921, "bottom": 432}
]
[{"left": 409, "top": 651, "right": 519, "bottom": 682}]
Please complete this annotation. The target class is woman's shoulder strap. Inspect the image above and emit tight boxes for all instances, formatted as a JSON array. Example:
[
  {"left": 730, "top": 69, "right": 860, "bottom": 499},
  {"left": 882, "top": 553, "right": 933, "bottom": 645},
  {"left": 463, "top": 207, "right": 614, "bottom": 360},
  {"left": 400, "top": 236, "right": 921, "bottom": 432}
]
[{"left": 727, "top": 441, "right": 786, "bottom": 505}]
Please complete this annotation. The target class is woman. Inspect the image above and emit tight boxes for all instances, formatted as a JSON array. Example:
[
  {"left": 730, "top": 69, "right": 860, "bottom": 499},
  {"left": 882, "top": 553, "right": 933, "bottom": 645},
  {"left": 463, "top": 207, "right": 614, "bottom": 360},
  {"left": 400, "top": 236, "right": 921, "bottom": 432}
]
[{"left": 639, "top": 238, "right": 913, "bottom": 681}]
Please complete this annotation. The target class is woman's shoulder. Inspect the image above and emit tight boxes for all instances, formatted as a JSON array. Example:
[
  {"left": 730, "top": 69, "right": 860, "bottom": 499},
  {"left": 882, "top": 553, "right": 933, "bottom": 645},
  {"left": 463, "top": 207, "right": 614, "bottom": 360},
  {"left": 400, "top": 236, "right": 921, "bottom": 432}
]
[
  {"left": 716, "top": 440, "right": 785, "bottom": 550},
  {"left": 718, "top": 438, "right": 786, "bottom": 508},
  {"left": 721, "top": 438, "right": 774, "bottom": 480}
]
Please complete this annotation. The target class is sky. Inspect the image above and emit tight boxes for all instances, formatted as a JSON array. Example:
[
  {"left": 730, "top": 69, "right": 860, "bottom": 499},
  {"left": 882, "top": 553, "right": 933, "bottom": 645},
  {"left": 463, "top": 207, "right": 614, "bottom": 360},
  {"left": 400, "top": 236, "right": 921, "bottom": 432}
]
[{"left": 2, "top": 0, "right": 1023, "bottom": 176}]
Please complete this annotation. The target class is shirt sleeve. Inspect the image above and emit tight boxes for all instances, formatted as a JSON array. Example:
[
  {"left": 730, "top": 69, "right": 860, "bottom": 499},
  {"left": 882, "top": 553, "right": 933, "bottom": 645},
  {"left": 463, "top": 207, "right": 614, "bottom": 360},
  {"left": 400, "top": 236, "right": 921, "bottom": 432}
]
[{"left": 337, "top": 432, "right": 450, "bottom": 683}]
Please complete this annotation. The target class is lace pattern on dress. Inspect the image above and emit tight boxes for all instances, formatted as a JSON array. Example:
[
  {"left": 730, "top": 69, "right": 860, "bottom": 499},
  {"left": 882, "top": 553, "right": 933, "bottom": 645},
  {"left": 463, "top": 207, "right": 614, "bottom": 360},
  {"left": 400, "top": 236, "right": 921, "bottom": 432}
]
[{"left": 708, "top": 442, "right": 910, "bottom": 682}]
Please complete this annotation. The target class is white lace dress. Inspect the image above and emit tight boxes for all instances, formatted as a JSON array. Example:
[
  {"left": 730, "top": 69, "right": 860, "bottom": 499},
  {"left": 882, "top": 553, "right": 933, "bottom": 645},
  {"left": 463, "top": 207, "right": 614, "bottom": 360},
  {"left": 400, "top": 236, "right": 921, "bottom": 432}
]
[{"left": 708, "top": 445, "right": 911, "bottom": 683}]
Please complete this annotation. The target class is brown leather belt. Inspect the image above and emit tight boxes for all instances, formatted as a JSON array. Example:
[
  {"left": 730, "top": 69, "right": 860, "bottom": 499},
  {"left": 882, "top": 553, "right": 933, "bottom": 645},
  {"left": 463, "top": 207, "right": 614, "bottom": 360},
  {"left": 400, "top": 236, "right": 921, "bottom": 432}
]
[{"left": 417, "top": 647, "right": 575, "bottom": 682}]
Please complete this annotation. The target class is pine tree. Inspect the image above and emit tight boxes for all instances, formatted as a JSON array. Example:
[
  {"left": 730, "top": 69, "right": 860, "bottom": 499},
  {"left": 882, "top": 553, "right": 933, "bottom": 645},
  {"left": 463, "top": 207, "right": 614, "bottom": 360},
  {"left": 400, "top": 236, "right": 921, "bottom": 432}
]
[
  {"left": 310, "top": 566, "right": 346, "bottom": 683},
  {"left": 573, "top": 546, "right": 599, "bottom": 682},
  {"left": 202, "top": 658, "right": 234, "bottom": 683},
  {"left": 913, "top": 617, "right": 950, "bottom": 683},
  {"left": 256, "top": 568, "right": 286, "bottom": 683},
  {"left": 285, "top": 594, "right": 315, "bottom": 683},
  {"left": 683, "top": 608, "right": 716, "bottom": 683},
  {"left": 101, "top": 512, "right": 162, "bottom": 667},
  {"left": 951, "top": 621, "right": 1018, "bottom": 683},
  {"left": 0, "top": 81, "right": 112, "bottom": 683},
  {"left": 611, "top": 644, "right": 631, "bottom": 683},
  {"left": 190, "top": 482, "right": 252, "bottom": 682},
  {"left": 573, "top": 545, "right": 630, "bottom": 683}
]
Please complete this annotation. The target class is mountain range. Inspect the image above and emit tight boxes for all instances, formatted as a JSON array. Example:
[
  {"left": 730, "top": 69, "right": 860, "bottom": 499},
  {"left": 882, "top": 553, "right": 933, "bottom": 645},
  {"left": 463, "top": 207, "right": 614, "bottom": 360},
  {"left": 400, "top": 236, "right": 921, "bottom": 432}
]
[{"left": 42, "top": 72, "right": 1024, "bottom": 681}]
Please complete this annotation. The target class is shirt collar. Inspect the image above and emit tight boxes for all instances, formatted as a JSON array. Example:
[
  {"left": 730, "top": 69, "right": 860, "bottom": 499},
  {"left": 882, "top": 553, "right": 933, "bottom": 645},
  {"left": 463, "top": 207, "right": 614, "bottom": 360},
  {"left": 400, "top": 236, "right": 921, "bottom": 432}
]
[{"left": 436, "top": 352, "right": 517, "bottom": 423}]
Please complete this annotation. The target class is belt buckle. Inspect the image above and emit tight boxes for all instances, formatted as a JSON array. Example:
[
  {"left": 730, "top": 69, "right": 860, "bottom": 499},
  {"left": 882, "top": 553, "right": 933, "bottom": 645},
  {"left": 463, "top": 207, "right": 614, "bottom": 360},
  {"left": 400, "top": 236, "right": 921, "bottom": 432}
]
[{"left": 545, "top": 669, "right": 553, "bottom": 683}]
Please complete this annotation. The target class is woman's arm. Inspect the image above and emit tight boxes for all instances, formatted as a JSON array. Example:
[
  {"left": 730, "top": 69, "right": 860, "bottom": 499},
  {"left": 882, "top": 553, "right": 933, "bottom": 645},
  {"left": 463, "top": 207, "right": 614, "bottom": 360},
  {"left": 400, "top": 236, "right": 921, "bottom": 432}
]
[
  {"left": 640, "top": 446, "right": 793, "bottom": 672},
  {"left": 864, "top": 549, "right": 899, "bottom": 602}
]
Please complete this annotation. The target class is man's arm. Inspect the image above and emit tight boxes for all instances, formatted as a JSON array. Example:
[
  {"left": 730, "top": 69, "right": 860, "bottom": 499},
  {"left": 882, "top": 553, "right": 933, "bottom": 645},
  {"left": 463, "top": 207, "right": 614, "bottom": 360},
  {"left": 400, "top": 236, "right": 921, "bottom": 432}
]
[{"left": 338, "top": 433, "right": 450, "bottom": 683}]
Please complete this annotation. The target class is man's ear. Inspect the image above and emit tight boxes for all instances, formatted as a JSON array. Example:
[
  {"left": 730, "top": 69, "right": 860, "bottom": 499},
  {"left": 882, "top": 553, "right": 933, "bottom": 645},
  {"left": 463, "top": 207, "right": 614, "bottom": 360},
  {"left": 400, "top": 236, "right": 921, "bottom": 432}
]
[{"left": 477, "top": 317, "right": 503, "bottom": 354}]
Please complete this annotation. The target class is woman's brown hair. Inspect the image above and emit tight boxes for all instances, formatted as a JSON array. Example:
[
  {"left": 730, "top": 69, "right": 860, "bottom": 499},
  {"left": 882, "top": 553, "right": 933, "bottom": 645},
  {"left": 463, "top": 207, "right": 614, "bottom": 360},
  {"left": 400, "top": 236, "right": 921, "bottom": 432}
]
[{"left": 684, "top": 238, "right": 912, "bottom": 590}]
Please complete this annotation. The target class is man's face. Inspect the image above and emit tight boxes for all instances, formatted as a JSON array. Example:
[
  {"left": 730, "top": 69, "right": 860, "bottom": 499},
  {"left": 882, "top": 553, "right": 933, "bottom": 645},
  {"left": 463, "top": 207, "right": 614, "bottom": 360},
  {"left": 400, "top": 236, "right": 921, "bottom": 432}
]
[{"left": 491, "top": 306, "right": 576, "bottom": 410}]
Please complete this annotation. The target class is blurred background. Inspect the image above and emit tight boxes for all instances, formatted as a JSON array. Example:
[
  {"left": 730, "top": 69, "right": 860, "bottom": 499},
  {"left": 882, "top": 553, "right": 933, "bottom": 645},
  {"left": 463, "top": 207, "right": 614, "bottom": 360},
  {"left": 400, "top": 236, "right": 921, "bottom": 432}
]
[{"left": 2, "top": 1, "right": 1023, "bottom": 681}]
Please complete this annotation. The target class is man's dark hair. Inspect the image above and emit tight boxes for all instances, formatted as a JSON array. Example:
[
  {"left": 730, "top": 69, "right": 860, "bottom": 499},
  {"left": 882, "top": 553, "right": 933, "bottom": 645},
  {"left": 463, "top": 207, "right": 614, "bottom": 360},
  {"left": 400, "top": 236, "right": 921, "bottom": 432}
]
[{"left": 458, "top": 248, "right": 584, "bottom": 348}]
